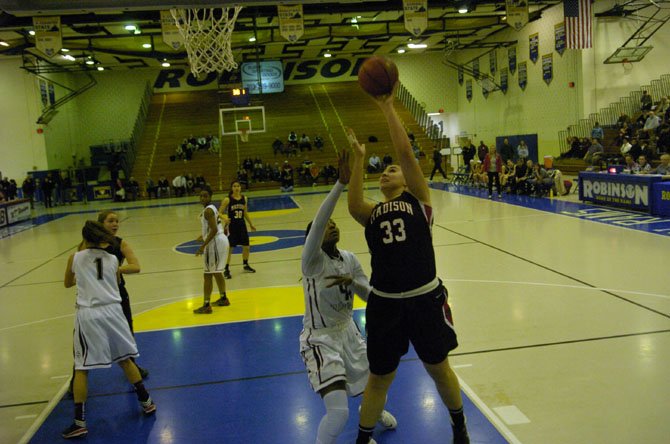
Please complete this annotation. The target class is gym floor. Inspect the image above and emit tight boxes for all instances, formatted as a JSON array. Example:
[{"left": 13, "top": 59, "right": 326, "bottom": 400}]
[{"left": 1, "top": 181, "right": 668, "bottom": 444}]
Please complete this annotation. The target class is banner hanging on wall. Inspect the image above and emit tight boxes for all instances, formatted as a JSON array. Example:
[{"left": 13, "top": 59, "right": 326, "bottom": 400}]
[
  {"left": 555, "top": 22, "right": 566, "bottom": 55},
  {"left": 518, "top": 61, "right": 527, "bottom": 90},
  {"left": 278, "top": 4, "right": 304, "bottom": 42},
  {"left": 33, "top": 16, "right": 62, "bottom": 57},
  {"left": 489, "top": 50, "right": 497, "bottom": 76},
  {"left": 160, "top": 10, "right": 183, "bottom": 49},
  {"left": 472, "top": 58, "right": 480, "bottom": 79},
  {"left": 466, "top": 80, "right": 473, "bottom": 102},
  {"left": 38, "top": 78, "right": 48, "bottom": 108},
  {"left": 402, "top": 0, "right": 428, "bottom": 36},
  {"left": 506, "top": 0, "right": 529, "bottom": 31},
  {"left": 529, "top": 33, "right": 539, "bottom": 63},
  {"left": 508, "top": 47, "right": 517, "bottom": 74},
  {"left": 458, "top": 65, "right": 464, "bottom": 85},
  {"left": 542, "top": 53, "right": 553, "bottom": 85},
  {"left": 500, "top": 67, "right": 509, "bottom": 94}
]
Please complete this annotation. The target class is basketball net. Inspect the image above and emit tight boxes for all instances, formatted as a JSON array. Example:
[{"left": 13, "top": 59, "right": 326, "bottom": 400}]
[
  {"left": 170, "top": 7, "right": 243, "bottom": 77},
  {"left": 238, "top": 129, "right": 249, "bottom": 143},
  {"left": 621, "top": 58, "right": 634, "bottom": 75}
]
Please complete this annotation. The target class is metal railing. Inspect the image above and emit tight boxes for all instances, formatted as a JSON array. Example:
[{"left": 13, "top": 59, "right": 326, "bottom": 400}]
[{"left": 396, "top": 83, "right": 449, "bottom": 149}]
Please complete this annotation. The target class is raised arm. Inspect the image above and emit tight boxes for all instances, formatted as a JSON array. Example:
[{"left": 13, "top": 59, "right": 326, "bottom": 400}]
[
  {"left": 119, "top": 240, "right": 140, "bottom": 274},
  {"left": 374, "top": 88, "right": 431, "bottom": 204},
  {"left": 346, "top": 128, "right": 375, "bottom": 226}
]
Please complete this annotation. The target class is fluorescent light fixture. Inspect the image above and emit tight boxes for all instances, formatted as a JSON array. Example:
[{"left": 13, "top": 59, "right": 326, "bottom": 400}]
[
  {"left": 502, "top": 16, "right": 507, "bottom": 21},
  {"left": 351, "top": 18, "right": 358, "bottom": 23},
  {"left": 134, "top": 29, "right": 141, "bottom": 35},
  {"left": 407, "top": 43, "right": 427, "bottom": 49},
  {"left": 63, "top": 54, "right": 75, "bottom": 61},
  {"left": 124, "top": 24, "right": 136, "bottom": 31},
  {"left": 458, "top": 7, "right": 468, "bottom": 13},
  {"left": 97, "top": 66, "right": 104, "bottom": 71},
  {"left": 397, "top": 49, "right": 406, "bottom": 54},
  {"left": 427, "top": 112, "right": 441, "bottom": 116},
  {"left": 142, "top": 43, "right": 151, "bottom": 48},
  {"left": 161, "top": 61, "right": 170, "bottom": 67},
  {"left": 29, "top": 30, "right": 36, "bottom": 36},
  {"left": 324, "top": 52, "right": 332, "bottom": 58},
  {"left": 0, "top": 41, "right": 9, "bottom": 47},
  {"left": 85, "top": 60, "right": 95, "bottom": 65},
  {"left": 249, "top": 37, "right": 256, "bottom": 42},
  {"left": 61, "top": 48, "right": 69, "bottom": 52}
]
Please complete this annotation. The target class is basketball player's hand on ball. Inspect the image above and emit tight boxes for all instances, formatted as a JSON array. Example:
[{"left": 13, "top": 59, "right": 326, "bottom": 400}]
[
  {"left": 346, "top": 127, "right": 366, "bottom": 158},
  {"left": 338, "top": 150, "right": 351, "bottom": 185},
  {"left": 324, "top": 274, "right": 353, "bottom": 288}
]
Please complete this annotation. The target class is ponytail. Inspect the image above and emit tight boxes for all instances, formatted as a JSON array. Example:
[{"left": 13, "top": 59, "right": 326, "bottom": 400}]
[{"left": 82, "top": 220, "right": 118, "bottom": 247}]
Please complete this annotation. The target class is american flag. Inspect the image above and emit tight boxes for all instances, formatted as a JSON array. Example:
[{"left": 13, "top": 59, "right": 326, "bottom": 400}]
[{"left": 564, "top": 0, "right": 592, "bottom": 49}]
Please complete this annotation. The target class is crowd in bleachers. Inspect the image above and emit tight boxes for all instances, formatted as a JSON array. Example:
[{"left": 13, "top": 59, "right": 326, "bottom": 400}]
[
  {"left": 271, "top": 131, "right": 325, "bottom": 157},
  {"left": 173, "top": 134, "right": 220, "bottom": 161}
]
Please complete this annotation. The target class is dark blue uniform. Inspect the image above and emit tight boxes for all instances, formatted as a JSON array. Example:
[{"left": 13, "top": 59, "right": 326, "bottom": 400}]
[{"left": 226, "top": 196, "right": 250, "bottom": 247}]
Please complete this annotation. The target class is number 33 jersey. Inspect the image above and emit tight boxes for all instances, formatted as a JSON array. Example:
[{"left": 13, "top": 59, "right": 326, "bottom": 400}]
[
  {"left": 73, "top": 248, "right": 122, "bottom": 307},
  {"left": 365, "top": 191, "right": 437, "bottom": 294}
]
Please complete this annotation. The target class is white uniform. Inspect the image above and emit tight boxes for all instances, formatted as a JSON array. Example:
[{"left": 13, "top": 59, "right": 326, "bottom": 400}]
[
  {"left": 200, "top": 203, "right": 229, "bottom": 273},
  {"left": 299, "top": 182, "right": 372, "bottom": 395},
  {"left": 72, "top": 248, "right": 139, "bottom": 370}
]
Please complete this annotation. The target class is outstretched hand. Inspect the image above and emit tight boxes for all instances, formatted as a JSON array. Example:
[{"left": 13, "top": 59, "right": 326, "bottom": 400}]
[
  {"left": 372, "top": 81, "right": 399, "bottom": 109},
  {"left": 338, "top": 150, "right": 351, "bottom": 185},
  {"left": 324, "top": 274, "right": 353, "bottom": 288},
  {"left": 346, "top": 127, "right": 366, "bottom": 158}
]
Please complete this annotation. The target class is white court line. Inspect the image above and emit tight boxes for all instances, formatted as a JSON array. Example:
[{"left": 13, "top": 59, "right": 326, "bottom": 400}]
[
  {"left": 50, "top": 375, "right": 70, "bottom": 380},
  {"left": 452, "top": 364, "right": 473, "bottom": 369},
  {"left": 17, "top": 381, "right": 70, "bottom": 444},
  {"left": 15, "top": 415, "right": 38, "bottom": 420},
  {"left": 0, "top": 314, "right": 72, "bottom": 333},
  {"left": 458, "top": 376, "right": 524, "bottom": 444}
]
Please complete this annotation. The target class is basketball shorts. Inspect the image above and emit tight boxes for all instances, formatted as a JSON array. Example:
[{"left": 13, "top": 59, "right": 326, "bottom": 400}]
[
  {"left": 365, "top": 284, "right": 458, "bottom": 375},
  {"left": 227, "top": 224, "right": 250, "bottom": 247},
  {"left": 299, "top": 320, "right": 369, "bottom": 396},
  {"left": 204, "top": 234, "right": 229, "bottom": 273},
  {"left": 73, "top": 304, "right": 139, "bottom": 370}
]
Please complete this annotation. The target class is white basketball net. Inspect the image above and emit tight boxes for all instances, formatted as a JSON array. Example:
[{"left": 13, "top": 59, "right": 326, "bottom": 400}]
[{"left": 171, "top": 7, "right": 243, "bottom": 77}]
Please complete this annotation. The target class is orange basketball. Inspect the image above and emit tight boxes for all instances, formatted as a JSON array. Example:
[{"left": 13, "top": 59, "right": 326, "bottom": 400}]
[{"left": 357, "top": 56, "right": 399, "bottom": 97}]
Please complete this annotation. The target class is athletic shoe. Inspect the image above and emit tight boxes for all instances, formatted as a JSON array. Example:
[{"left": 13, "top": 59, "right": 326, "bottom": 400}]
[
  {"left": 223, "top": 269, "right": 232, "bottom": 279},
  {"left": 379, "top": 409, "right": 397, "bottom": 430},
  {"left": 138, "top": 366, "right": 149, "bottom": 379},
  {"left": 61, "top": 422, "right": 88, "bottom": 439},
  {"left": 488, "top": 194, "right": 492, "bottom": 199},
  {"left": 214, "top": 297, "right": 230, "bottom": 306},
  {"left": 193, "top": 304, "right": 212, "bottom": 314},
  {"left": 243, "top": 264, "right": 256, "bottom": 273},
  {"left": 453, "top": 426, "right": 470, "bottom": 444},
  {"left": 498, "top": 194, "right": 502, "bottom": 199},
  {"left": 141, "top": 399, "right": 156, "bottom": 415}
]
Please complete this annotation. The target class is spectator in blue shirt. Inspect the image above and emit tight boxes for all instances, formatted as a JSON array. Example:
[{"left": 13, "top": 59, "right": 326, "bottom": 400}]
[{"left": 591, "top": 122, "right": 604, "bottom": 141}]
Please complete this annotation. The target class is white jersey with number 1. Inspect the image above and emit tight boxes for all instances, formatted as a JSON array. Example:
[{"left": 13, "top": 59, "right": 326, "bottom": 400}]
[{"left": 73, "top": 248, "right": 121, "bottom": 307}]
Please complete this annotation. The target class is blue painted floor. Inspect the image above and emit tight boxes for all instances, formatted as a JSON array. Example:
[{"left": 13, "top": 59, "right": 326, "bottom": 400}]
[{"left": 31, "top": 313, "right": 508, "bottom": 443}]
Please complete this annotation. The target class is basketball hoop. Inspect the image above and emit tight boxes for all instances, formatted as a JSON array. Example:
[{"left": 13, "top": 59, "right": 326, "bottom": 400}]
[
  {"left": 238, "top": 129, "right": 249, "bottom": 143},
  {"left": 171, "top": 7, "right": 243, "bottom": 77},
  {"left": 621, "top": 58, "right": 634, "bottom": 74}
]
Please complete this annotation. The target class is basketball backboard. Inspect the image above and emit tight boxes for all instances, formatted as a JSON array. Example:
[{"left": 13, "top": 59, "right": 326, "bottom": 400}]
[
  {"left": 219, "top": 105, "right": 266, "bottom": 136},
  {"left": 604, "top": 46, "right": 652, "bottom": 64}
]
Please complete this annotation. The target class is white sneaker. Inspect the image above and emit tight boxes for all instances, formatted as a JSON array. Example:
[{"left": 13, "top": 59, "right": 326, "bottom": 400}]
[
  {"left": 369, "top": 439, "right": 377, "bottom": 444},
  {"left": 379, "top": 409, "right": 397, "bottom": 430}
]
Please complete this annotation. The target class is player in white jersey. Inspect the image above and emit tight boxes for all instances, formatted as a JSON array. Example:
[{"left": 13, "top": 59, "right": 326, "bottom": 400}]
[
  {"left": 62, "top": 221, "right": 155, "bottom": 439},
  {"left": 300, "top": 152, "right": 396, "bottom": 444},
  {"left": 193, "top": 187, "right": 230, "bottom": 314}
]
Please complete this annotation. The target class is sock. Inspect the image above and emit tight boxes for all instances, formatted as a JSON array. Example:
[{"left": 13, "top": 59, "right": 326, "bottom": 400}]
[
  {"left": 74, "top": 402, "right": 85, "bottom": 423},
  {"left": 243, "top": 260, "right": 249, "bottom": 265},
  {"left": 316, "top": 390, "right": 349, "bottom": 444},
  {"left": 134, "top": 381, "right": 150, "bottom": 403},
  {"left": 221, "top": 292, "right": 228, "bottom": 300},
  {"left": 225, "top": 264, "right": 230, "bottom": 270},
  {"left": 449, "top": 406, "right": 466, "bottom": 430},
  {"left": 355, "top": 425, "right": 374, "bottom": 444}
]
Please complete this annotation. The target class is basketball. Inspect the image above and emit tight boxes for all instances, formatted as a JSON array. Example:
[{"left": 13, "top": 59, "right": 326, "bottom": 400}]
[{"left": 357, "top": 56, "right": 399, "bottom": 97}]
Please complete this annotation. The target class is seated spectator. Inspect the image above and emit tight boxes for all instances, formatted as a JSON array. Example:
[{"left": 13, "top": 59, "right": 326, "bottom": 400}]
[
  {"left": 321, "top": 163, "right": 338, "bottom": 185},
  {"left": 127, "top": 177, "right": 140, "bottom": 200},
  {"left": 308, "top": 163, "right": 320, "bottom": 186},
  {"left": 636, "top": 155, "right": 652, "bottom": 174},
  {"left": 620, "top": 137, "right": 632, "bottom": 157},
  {"left": 185, "top": 173, "right": 195, "bottom": 194},
  {"left": 656, "top": 124, "right": 670, "bottom": 154},
  {"left": 298, "top": 134, "right": 312, "bottom": 151},
  {"left": 145, "top": 177, "right": 157, "bottom": 198},
  {"left": 157, "top": 176, "right": 170, "bottom": 198},
  {"left": 583, "top": 138, "right": 604, "bottom": 165},
  {"left": 517, "top": 140, "right": 529, "bottom": 161},
  {"left": 591, "top": 122, "right": 604, "bottom": 141},
  {"left": 237, "top": 166, "right": 249, "bottom": 190},
  {"left": 616, "top": 112, "right": 631, "bottom": 129},
  {"left": 563, "top": 136, "right": 583, "bottom": 158},
  {"left": 243, "top": 157, "right": 253, "bottom": 174},
  {"left": 528, "top": 163, "right": 553, "bottom": 196},
  {"left": 263, "top": 163, "right": 274, "bottom": 182},
  {"left": 628, "top": 138, "right": 641, "bottom": 160},
  {"left": 194, "top": 173, "right": 207, "bottom": 192},
  {"left": 272, "top": 138, "right": 285, "bottom": 157},
  {"left": 300, "top": 157, "right": 314, "bottom": 184},
  {"left": 656, "top": 96, "right": 669, "bottom": 115},
  {"left": 616, "top": 122, "right": 632, "bottom": 146},
  {"left": 514, "top": 159, "right": 533, "bottom": 195},
  {"left": 501, "top": 159, "right": 516, "bottom": 192},
  {"left": 622, "top": 155, "right": 640, "bottom": 174},
  {"left": 650, "top": 153, "right": 670, "bottom": 178},
  {"left": 469, "top": 160, "right": 486, "bottom": 187},
  {"left": 280, "top": 160, "right": 294, "bottom": 192},
  {"left": 638, "top": 140, "right": 654, "bottom": 161},
  {"left": 382, "top": 152, "right": 393, "bottom": 168},
  {"left": 640, "top": 90, "right": 653, "bottom": 111},
  {"left": 548, "top": 168, "right": 568, "bottom": 196},
  {"left": 253, "top": 159, "right": 265, "bottom": 182},
  {"left": 209, "top": 135, "right": 220, "bottom": 154},
  {"left": 175, "top": 143, "right": 185, "bottom": 160},
  {"left": 643, "top": 111, "right": 661, "bottom": 134},
  {"left": 188, "top": 134, "right": 197, "bottom": 146},
  {"left": 288, "top": 131, "right": 298, "bottom": 149},
  {"left": 172, "top": 173, "right": 187, "bottom": 197},
  {"left": 367, "top": 153, "right": 382, "bottom": 173},
  {"left": 271, "top": 162, "right": 281, "bottom": 182},
  {"left": 314, "top": 135, "right": 324, "bottom": 151},
  {"left": 114, "top": 178, "right": 126, "bottom": 202},
  {"left": 197, "top": 136, "right": 208, "bottom": 151}
]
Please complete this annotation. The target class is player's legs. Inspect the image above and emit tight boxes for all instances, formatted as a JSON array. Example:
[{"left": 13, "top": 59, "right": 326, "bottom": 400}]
[
  {"left": 242, "top": 245, "right": 256, "bottom": 272},
  {"left": 356, "top": 371, "right": 396, "bottom": 444},
  {"left": 213, "top": 272, "right": 230, "bottom": 306},
  {"left": 118, "top": 358, "right": 156, "bottom": 414},
  {"left": 62, "top": 370, "right": 89, "bottom": 439},
  {"left": 423, "top": 357, "right": 468, "bottom": 443},
  {"left": 316, "top": 381, "right": 349, "bottom": 444},
  {"left": 194, "top": 273, "right": 214, "bottom": 314},
  {"left": 72, "top": 370, "right": 88, "bottom": 404},
  {"left": 224, "top": 248, "right": 232, "bottom": 278}
]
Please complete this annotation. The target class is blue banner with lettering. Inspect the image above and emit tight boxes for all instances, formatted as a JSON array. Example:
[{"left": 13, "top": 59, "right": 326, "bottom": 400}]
[
  {"left": 529, "top": 33, "right": 539, "bottom": 63},
  {"left": 518, "top": 61, "right": 527, "bottom": 90},
  {"left": 489, "top": 50, "right": 497, "bottom": 76},
  {"left": 555, "top": 22, "right": 566, "bottom": 55},
  {"left": 508, "top": 47, "right": 517, "bottom": 75},
  {"left": 500, "top": 67, "right": 508, "bottom": 94},
  {"left": 579, "top": 172, "right": 663, "bottom": 213},
  {"left": 466, "top": 79, "right": 473, "bottom": 102},
  {"left": 472, "top": 58, "right": 480, "bottom": 79},
  {"left": 458, "top": 65, "right": 464, "bottom": 85},
  {"left": 542, "top": 53, "right": 553, "bottom": 85}
]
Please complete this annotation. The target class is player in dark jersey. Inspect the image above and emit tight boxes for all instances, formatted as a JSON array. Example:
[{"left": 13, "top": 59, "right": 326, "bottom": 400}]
[
  {"left": 347, "top": 85, "right": 470, "bottom": 444},
  {"left": 219, "top": 180, "right": 257, "bottom": 278}
]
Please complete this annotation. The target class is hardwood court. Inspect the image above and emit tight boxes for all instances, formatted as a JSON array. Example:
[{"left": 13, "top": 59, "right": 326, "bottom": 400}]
[{"left": 1, "top": 184, "right": 668, "bottom": 444}]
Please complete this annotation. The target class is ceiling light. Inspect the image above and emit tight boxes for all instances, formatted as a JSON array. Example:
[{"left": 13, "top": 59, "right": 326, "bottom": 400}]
[
  {"left": 124, "top": 24, "right": 136, "bottom": 31},
  {"left": 85, "top": 59, "right": 95, "bottom": 65},
  {"left": 97, "top": 66, "right": 104, "bottom": 71},
  {"left": 249, "top": 37, "right": 256, "bottom": 42},
  {"left": 142, "top": 43, "right": 152, "bottom": 48},
  {"left": 351, "top": 18, "right": 358, "bottom": 23},
  {"left": 407, "top": 43, "right": 427, "bottom": 49},
  {"left": 0, "top": 41, "right": 9, "bottom": 47},
  {"left": 61, "top": 48, "right": 69, "bottom": 52},
  {"left": 63, "top": 54, "right": 75, "bottom": 61},
  {"left": 162, "top": 61, "right": 170, "bottom": 67},
  {"left": 357, "top": 16, "right": 362, "bottom": 19},
  {"left": 458, "top": 7, "right": 468, "bottom": 13},
  {"left": 28, "top": 30, "right": 36, "bottom": 36},
  {"left": 502, "top": 16, "right": 507, "bottom": 21},
  {"left": 427, "top": 112, "right": 441, "bottom": 116},
  {"left": 323, "top": 52, "right": 332, "bottom": 58},
  {"left": 397, "top": 49, "right": 406, "bottom": 54},
  {"left": 134, "top": 29, "right": 141, "bottom": 35}
]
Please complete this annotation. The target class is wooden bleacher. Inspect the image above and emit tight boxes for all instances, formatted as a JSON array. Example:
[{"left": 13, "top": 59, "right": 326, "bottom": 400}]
[{"left": 130, "top": 82, "right": 440, "bottom": 194}]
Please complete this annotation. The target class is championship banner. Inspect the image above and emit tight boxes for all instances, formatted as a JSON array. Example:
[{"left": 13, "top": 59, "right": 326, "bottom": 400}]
[
  {"left": 508, "top": 46, "right": 517, "bottom": 75},
  {"left": 555, "top": 22, "right": 566, "bottom": 55},
  {"left": 466, "top": 80, "right": 473, "bottom": 102},
  {"left": 500, "top": 67, "right": 509, "bottom": 94},
  {"left": 518, "top": 61, "right": 527, "bottom": 90},
  {"left": 489, "top": 50, "right": 497, "bottom": 76},
  {"left": 6, "top": 201, "right": 31, "bottom": 224},
  {"left": 278, "top": 4, "right": 304, "bottom": 43},
  {"left": 542, "top": 53, "right": 553, "bottom": 85},
  {"left": 161, "top": 10, "right": 183, "bottom": 50},
  {"left": 472, "top": 58, "right": 480, "bottom": 79},
  {"left": 403, "top": 0, "right": 428, "bottom": 37},
  {"left": 48, "top": 82, "right": 56, "bottom": 105},
  {"left": 482, "top": 81, "right": 490, "bottom": 99},
  {"left": 458, "top": 65, "right": 464, "bottom": 85},
  {"left": 38, "top": 78, "right": 48, "bottom": 108},
  {"left": 529, "top": 33, "right": 539, "bottom": 63},
  {"left": 506, "top": 0, "right": 529, "bottom": 31},
  {"left": 33, "top": 16, "right": 62, "bottom": 57}
]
